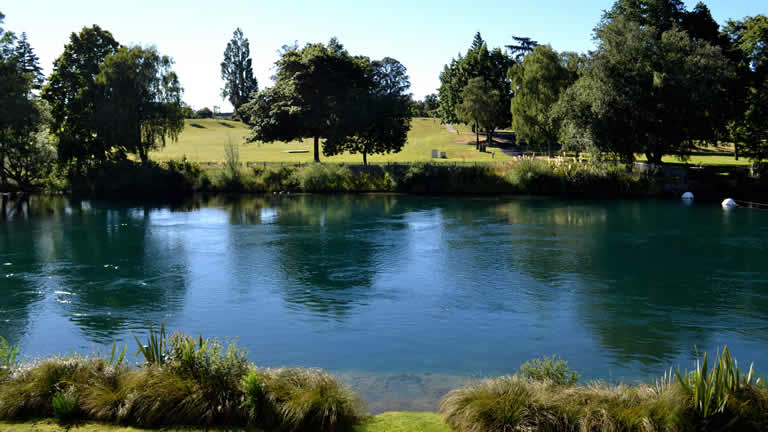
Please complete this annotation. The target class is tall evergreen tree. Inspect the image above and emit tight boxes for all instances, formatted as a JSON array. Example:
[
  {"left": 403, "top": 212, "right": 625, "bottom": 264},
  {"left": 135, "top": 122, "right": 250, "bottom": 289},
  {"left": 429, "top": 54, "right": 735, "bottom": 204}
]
[
  {"left": 221, "top": 28, "right": 258, "bottom": 114},
  {"left": 13, "top": 32, "right": 43, "bottom": 91}
]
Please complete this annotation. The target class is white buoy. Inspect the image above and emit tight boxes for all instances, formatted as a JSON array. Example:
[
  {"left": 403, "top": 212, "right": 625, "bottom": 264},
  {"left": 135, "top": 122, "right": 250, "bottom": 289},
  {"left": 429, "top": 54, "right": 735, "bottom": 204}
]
[
  {"left": 722, "top": 198, "right": 738, "bottom": 209},
  {"left": 682, "top": 192, "right": 694, "bottom": 201}
]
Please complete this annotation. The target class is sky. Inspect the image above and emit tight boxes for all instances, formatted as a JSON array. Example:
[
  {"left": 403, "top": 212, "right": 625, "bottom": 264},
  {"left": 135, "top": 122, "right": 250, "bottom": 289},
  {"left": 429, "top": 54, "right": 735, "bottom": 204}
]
[{"left": 3, "top": 0, "right": 765, "bottom": 112}]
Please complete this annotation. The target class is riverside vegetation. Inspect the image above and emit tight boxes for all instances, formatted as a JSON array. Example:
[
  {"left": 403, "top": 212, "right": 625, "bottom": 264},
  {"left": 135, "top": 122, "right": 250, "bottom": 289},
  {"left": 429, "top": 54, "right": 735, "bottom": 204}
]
[{"left": 2, "top": 332, "right": 768, "bottom": 432}]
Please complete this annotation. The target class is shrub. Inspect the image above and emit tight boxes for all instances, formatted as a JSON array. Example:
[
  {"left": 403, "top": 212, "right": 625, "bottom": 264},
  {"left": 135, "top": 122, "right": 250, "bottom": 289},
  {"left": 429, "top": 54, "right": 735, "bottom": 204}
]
[
  {"left": 295, "top": 164, "right": 353, "bottom": 193},
  {"left": 261, "top": 368, "right": 366, "bottom": 432},
  {"left": 260, "top": 166, "right": 298, "bottom": 192},
  {"left": 440, "top": 375, "right": 536, "bottom": 432},
  {"left": 519, "top": 356, "right": 580, "bottom": 386},
  {"left": 241, "top": 368, "right": 271, "bottom": 426}
]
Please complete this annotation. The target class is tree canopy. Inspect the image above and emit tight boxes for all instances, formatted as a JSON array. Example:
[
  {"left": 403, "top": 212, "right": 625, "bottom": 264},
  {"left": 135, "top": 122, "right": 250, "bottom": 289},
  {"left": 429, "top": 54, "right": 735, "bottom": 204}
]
[
  {"left": 96, "top": 46, "right": 185, "bottom": 166},
  {"left": 41, "top": 25, "right": 119, "bottom": 168},
  {"left": 455, "top": 77, "right": 506, "bottom": 152},
  {"left": 221, "top": 28, "right": 258, "bottom": 115},
  {"left": 242, "top": 38, "right": 370, "bottom": 162}
]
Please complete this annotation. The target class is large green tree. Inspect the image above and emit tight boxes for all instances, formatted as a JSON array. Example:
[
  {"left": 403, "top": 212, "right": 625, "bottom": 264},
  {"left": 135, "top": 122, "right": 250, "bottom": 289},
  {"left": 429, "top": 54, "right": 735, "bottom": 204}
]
[
  {"left": 95, "top": 46, "right": 185, "bottom": 166},
  {"left": 221, "top": 28, "right": 258, "bottom": 115},
  {"left": 0, "top": 14, "right": 55, "bottom": 191},
  {"left": 511, "top": 45, "right": 576, "bottom": 157},
  {"left": 323, "top": 57, "right": 413, "bottom": 165},
  {"left": 242, "top": 38, "right": 369, "bottom": 162},
  {"left": 437, "top": 33, "right": 513, "bottom": 126},
  {"left": 41, "top": 25, "right": 119, "bottom": 169},
  {"left": 559, "top": 18, "right": 732, "bottom": 164},
  {"left": 455, "top": 77, "right": 507, "bottom": 151},
  {"left": 724, "top": 15, "right": 768, "bottom": 162}
]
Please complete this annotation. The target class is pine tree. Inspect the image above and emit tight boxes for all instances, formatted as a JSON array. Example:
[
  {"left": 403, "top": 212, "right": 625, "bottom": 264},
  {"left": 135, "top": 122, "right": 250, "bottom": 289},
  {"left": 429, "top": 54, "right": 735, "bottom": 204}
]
[{"left": 14, "top": 33, "right": 43, "bottom": 91}]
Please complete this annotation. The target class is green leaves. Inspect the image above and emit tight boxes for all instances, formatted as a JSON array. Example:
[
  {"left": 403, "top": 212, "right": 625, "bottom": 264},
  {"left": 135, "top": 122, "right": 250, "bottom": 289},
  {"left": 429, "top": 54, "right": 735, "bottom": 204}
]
[{"left": 132, "top": 321, "right": 167, "bottom": 366}]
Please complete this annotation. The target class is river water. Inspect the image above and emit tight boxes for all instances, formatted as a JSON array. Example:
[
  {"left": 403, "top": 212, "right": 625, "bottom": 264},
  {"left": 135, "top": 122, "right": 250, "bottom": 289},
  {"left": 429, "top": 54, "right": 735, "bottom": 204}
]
[{"left": 1, "top": 195, "right": 767, "bottom": 412}]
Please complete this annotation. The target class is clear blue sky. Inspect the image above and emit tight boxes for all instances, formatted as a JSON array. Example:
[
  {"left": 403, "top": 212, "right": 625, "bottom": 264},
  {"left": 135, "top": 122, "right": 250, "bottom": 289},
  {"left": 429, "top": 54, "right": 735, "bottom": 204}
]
[{"left": 3, "top": 0, "right": 765, "bottom": 111}]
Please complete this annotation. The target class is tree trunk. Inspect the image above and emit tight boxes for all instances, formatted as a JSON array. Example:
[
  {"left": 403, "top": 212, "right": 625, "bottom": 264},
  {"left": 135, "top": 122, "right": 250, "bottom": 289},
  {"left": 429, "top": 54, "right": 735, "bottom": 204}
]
[
  {"left": 363, "top": 151, "right": 367, "bottom": 166},
  {"left": 734, "top": 142, "right": 739, "bottom": 161},
  {"left": 139, "top": 147, "right": 149, "bottom": 167},
  {"left": 645, "top": 151, "right": 663, "bottom": 165},
  {"left": 475, "top": 122, "right": 479, "bottom": 150},
  {"left": 313, "top": 136, "right": 320, "bottom": 163}
]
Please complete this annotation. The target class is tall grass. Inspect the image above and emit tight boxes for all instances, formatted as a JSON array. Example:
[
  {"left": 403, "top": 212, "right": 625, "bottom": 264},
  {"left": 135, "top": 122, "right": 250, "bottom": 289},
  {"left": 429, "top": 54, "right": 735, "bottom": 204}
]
[
  {"left": 441, "top": 349, "right": 768, "bottom": 432},
  {"left": 519, "top": 355, "right": 580, "bottom": 386},
  {"left": 0, "top": 328, "right": 365, "bottom": 431},
  {"left": 0, "top": 337, "right": 18, "bottom": 380}
]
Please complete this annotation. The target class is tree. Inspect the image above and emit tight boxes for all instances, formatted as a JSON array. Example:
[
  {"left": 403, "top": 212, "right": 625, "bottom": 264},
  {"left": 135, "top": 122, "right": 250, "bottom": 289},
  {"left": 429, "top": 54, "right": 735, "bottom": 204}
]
[
  {"left": 95, "top": 46, "right": 185, "bottom": 166},
  {"left": 438, "top": 33, "right": 513, "bottom": 125},
  {"left": 506, "top": 36, "right": 539, "bottom": 62},
  {"left": 511, "top": 45, "right": 575, "bottom": 157},
  {"left": 559, "top": 18, "right": 732, "bottom": 164},
  {"left": 42, "top": 25, "right": 120, "bottom": 169},
  {"left": 323, "top": 57, "right": 413, "bottom": 165},
  {"left": 0, "top": 16, "right": 55, "bottom": 191},
  {"left": 196, "top": 107, "right": 213, "bottom": 118},
  {"left": 221, "top": 28, "right": 258, "bottom": 115},
  {"left": 455, "top": 77, "right": 507, "bottom": 151},
  {"left": 242, "top": 38, "right": 369, "bottom": 163},
  {"left": 724, "top": 15, "right": 768, "bottom": 161}
]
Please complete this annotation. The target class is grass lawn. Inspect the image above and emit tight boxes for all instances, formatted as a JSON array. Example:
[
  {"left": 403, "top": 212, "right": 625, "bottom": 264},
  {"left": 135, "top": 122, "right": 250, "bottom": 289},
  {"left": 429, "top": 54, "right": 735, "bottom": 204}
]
[
  {"left": 634, "top": 153, "right": 751, "bottom": 166},
  {"left": 0, "top": 413, "right": 453, "bottom": 432},
  {"left": 151, "top": 118, "right": 511, "bottom": 164}
]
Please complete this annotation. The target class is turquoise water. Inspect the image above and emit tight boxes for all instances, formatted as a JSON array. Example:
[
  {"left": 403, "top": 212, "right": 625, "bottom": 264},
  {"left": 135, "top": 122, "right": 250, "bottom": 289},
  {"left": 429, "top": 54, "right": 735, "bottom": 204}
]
[{"left": 1, "top": 195, "right": 767, "bottom": 410}]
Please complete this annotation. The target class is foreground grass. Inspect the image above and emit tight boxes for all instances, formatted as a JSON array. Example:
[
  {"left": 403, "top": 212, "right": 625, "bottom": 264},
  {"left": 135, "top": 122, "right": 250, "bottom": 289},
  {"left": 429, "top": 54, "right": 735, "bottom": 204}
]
[
  {"left": 151, "top": 118, "right": 510, "bottom": 164},
  {"left": 0, "top": 413, "right": 454, "bottom": 432}
]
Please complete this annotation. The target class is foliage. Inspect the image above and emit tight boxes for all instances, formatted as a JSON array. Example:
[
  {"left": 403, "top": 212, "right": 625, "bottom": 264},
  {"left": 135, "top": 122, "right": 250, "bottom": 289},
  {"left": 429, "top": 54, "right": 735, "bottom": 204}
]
[
  {"left": 41, "top": 25, "right": 120, "bottom": 167},
  {"left": 294, "top": 164, "right": 354, "bottom": 192},
  {"left": 676, "top": 346, "right": 759, "bottom": 418},
  {"left": 132, "top": 321, "right": 167, "bottom": 366},
  {"left": 438, "top": 33, "right": 512, "bottom": 125},
  {"left": 511, "top": 45, "right": 576, "bottom": 157},
  {"left": 724, "top": 15, "right": 768, "bottom": 162},
  {"left": 559, "top": 17, "right": 733, "bottom": 164},
  {"left": 0, "top": 337, "right": 18, "bottom": 379},
  {"left": 455, "top": 77, "right": 507, "bottom": 151},
  {"left": 441, "top": 375, "right": 534, "bottom": 432},
  {"left": 52, "top": 387, "right": 80, "bottom": 423},
  {"left": 96, "top": 45, "right": 185, "bottom": 166},
  {"left": 221, "top": 28, "right": 258, "bottom": 114},
  {"left": 519, "top": 355, "right": 580, "bottom": 386},
  {"left": 323, "top": 57, "right": 413, "bottom": 165},
  {"left": 242, "top": 38, "right": 369, "bottom": 163},
  {"left": 196, "top": 107, "right": 213, "bottom": 118}
]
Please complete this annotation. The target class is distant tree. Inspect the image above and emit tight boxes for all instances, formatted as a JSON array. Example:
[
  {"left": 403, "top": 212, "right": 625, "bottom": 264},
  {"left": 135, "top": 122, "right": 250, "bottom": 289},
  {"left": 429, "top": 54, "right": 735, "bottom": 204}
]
[
  {"left": 559, "top": 18, "right": 732, "bottom": 164},
  {"left": 196, "top": 107, "right": 213, "bottom": 118},
  {"left": 423, "top": 93, "right": 439, "bottom": 114},
  {"left": 221, "top": 28, "right": 258, "bottom": 115},
  {"left": 324, "top": 57, "right": 413, "bottom": 165},
  {"left": 456, "top": 77, "right": 507, "bottom": 151},
  {"left": 95, "top": 46, "right": 185, "bottom": 166},
  {"left": 242, "top": 38, "right": 369, "bottom": 162},
  {"left": 511, "top": 45, "right": 575, "bottom": 157},
  {"left": 506, "top": 35, "right": 539, "bottom": 62},
  {"left": 180, "top": 103, "right": 196, "bottom": 119},
  {"left": 42, "top": 25, "right": 120, "bottom": 169},
  {"left": 724, "top": 15, "right": 768, "bottom": 161},
  {"left": 13, "top": 33, "right": 43, "bottom": 92},
  {"left": 438, "top": 32, "right": 513, "bottom": 125},
  {"left": 213, "top": 105, "right": 221, "bottom": 117}
]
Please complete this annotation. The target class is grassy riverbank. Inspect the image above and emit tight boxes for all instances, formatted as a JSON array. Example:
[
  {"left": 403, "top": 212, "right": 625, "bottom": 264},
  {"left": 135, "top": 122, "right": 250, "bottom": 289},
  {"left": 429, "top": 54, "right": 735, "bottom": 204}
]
[{"left": 0, "top": 412, "right": 452, "bottom": 432}]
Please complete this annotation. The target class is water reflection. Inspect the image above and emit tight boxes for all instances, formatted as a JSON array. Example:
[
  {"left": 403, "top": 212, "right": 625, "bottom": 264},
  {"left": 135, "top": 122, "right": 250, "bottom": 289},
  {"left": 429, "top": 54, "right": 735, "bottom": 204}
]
[{"left": 1, "top": 194, "right": 768, "bottom": 392}]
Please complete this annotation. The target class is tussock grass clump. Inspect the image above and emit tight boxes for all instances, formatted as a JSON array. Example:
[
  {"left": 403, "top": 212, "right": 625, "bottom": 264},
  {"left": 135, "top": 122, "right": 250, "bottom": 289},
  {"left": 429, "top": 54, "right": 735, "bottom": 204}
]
[
  {"left": 0, "top": 329, "right": 364, "bottom": 432},
  {"left": 441, "top": 349, "right": 768, "bottom": 432},
  {"left": 257, "top": 368, "right": 366, "bottom": 432}
]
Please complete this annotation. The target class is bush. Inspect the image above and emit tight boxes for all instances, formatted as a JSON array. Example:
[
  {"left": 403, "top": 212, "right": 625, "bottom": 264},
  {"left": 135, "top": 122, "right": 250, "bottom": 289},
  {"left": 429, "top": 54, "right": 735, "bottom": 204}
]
[
  {"left": 261, "top": 368, "right": 366, "bottom": 432},
  {"left": 519, "top": 356, "right": 580, "bottom": 386},
  {"left": 295, "top": 164, "right": 353, "bottom": 193},
  {"left": 441, "top": 375, "right": 536, "bottom": 432},
  {"left": 0, "top": 337, "right": 18, "bottom": 380},
  {"left": 260, "top": 166, "right": 298, "bottom": 192}
]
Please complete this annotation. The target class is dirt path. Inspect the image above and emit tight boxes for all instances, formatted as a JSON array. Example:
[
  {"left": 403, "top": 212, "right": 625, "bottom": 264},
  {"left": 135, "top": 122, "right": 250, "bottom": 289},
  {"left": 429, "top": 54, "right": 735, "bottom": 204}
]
[{"left": 445, "top": 124, "right": 457, "bottom": 134}]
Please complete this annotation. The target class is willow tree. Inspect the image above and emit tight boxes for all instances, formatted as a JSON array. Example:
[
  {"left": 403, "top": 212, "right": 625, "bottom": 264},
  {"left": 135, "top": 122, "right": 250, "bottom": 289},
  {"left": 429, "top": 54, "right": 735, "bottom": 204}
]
[{"left": 96, "top": 46, "right": 184, "bottom": 166}]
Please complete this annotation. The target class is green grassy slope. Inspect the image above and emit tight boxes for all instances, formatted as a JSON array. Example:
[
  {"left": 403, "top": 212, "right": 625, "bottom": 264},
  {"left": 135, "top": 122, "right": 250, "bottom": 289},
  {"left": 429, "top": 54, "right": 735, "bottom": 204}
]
[{"left": 151, "top": 118, "right": 510, "bottom": 163}]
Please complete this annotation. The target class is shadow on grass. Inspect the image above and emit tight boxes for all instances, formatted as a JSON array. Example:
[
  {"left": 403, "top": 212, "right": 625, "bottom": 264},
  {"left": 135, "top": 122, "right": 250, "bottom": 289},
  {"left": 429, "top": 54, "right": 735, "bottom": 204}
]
[
  {"left": 189, "top": 123, "right": 206, "bottom": 129},
  {"left": 218, "top": 122, "right": 236, "bottom": 128}
]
